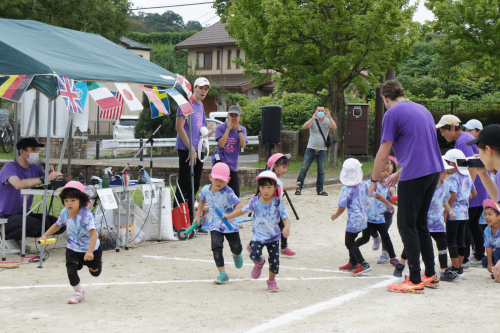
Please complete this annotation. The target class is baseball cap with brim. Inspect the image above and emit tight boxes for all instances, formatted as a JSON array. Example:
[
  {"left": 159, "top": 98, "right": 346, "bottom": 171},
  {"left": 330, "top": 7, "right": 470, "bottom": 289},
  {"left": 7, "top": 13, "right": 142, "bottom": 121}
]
[
  {"left": 194, "top": 77, "right": 210, "bottom": 88},
  {"left": 16, "top": 138, "right": 45, "bottom": 151},
  {"left": 211, "top": 162, "right": 230, "bottom": 183},
  {"left": 228, "top": 105, "right": 242, "bottom": 115},
  {"left": 466, "top": 124, "right": 500, "bottom": 146},
  {"left": 443, "top": 149, "right": 469, "bottom": 175},
  {"left": 436, "top": 115, "right": 461, "bottom": 129},
  {"left": 463, "top": 119, "right": 483, "bottom": 131},
  {"left": 256, "top": 170, "right": 282, "bottom": 198},
  {"left": 267, "top": 153, "right": 291, "bottom": 171},
  {"left": 340, "top": 158, "right": 363, "bottom": 186},
  {"left": 483, "top": 199, "right": 500, "bottom": 213},
  {"left": 56, "top": 180, "right": 86, "bottom": 193},
  {"left": 442, "top": 156, "right": 454, "bottom": 170}
]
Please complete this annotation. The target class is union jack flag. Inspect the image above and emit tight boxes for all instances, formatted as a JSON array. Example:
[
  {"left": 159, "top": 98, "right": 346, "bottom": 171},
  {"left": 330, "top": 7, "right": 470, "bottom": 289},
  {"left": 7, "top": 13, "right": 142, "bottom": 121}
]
[
  {"left": 57, "top": 76, "right": 83, "bottom": 114},
  {"left": 100, "top": 91, "right": 124, "bottom": 120}
]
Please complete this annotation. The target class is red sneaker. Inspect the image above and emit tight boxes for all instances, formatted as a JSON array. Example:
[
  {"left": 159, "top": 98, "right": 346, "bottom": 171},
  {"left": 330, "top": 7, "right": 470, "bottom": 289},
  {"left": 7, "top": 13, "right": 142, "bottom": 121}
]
[
  {"left": 387, "top": 275, "right": 424, "bottom": 294},
  {"left": 422, "top": 274, "right": 440, "bottom": 288},
  {"left": 280, "top": 247, "right": 296, "bottom": 256},
  {"left": 339, "top": 262, "right": 356, "bottom": 271},
  {"left": 352, "top": 263, "right": 372, "bottom": 276}
]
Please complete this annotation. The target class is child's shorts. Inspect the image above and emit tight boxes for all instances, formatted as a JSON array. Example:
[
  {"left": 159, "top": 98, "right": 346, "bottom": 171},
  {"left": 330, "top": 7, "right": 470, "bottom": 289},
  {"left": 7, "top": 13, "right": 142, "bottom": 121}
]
[{"left": 66, "top": 247, "right": 103, "bottom": 271}]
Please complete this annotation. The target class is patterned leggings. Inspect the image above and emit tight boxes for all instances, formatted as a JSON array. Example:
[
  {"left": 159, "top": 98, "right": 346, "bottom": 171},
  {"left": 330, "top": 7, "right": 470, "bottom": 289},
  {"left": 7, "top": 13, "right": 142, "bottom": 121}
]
[{"left": 249, "top": 240, "right": 280, "bottom": 274}]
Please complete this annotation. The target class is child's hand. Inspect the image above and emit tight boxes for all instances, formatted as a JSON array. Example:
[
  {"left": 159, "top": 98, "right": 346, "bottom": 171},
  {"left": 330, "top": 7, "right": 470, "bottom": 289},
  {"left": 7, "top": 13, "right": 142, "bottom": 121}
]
[
  {"left": 488, "top": 263, "right": 494, "bottom": 273},
  {"left": 222, "top": 213, "right": 229, "bottom": 220},
  {"left": 84, "top": 252, "right": 94, "bottom": 261},
  {"left": 282, "top": 226, "right": 290, "bottom": 238},
  {"left": 294, "top": 182, "right": 300, "bottom": 189},
  {"left": 449, "top": 210, "right": 456, "bottom": 220},
  {"left": 366, "top": 200, "right": 370, "bottom": 205},
  {"left": 39, "top": 235, "right": 47, "bottom": 246},
  {"left": 388, "top": 204, "right": 394, "bottom": 212},
  {"left": 331, "top": 214, "right": 337, "bottom": 221}
]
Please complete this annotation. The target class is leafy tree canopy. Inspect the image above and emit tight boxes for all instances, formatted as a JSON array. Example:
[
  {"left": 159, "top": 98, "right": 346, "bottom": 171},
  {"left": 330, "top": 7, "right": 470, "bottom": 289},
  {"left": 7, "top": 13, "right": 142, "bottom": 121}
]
[{"left": 128, "top": 10, "right": 204, "bottom": 33}]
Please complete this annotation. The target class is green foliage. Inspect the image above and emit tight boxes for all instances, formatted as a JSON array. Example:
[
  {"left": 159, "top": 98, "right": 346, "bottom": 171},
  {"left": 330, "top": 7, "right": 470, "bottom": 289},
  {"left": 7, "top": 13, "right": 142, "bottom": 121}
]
[
  {"left": 226, "top": 93, "right": 249, "bottom": 108},
  {"left": 149, "top": 43, "right": 186, "bottom": 75},
  {"left": 128, "top": 11, "right": 203, "bottom": 34},
  {"left": 124, "top": 30, "right": 198, "bottom": 45},
  {"left": 134, "top": 93, "right": 177, "bottom": 139},
  {"left": 398, "top": 41, "right": 440, "bottom": 77}
]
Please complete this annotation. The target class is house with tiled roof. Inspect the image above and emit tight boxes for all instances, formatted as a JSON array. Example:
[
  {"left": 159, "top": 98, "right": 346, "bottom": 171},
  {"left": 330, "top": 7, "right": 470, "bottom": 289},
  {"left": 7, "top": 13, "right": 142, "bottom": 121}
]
[{"left": 175, "top": 21, "right": 274, "bottom": 114}]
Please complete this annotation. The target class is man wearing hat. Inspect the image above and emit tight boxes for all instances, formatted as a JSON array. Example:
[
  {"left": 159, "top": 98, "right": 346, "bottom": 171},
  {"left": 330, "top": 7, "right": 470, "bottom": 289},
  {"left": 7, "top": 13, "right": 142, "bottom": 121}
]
[
  {"left": 212, "top": 105, "right": 248, "bottom": 197},
  {"left": 0, "top": 138, "right": 62, "bottom": 253}
]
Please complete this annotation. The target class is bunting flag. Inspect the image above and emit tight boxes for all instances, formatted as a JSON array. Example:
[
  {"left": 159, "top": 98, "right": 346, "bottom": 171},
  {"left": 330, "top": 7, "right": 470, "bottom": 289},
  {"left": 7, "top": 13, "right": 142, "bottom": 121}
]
[
  {"left": 0, "top": 75, "right": 34, "bottom": 102},
  {"left": 150, "top": 86, "right": 170, "bottom": 119},
  {"left": 75, "top": 81, "right": 89, "bottom": 109},
  {"left": 140, "top": 86, "right": 168, "bottom": 115},
  {"left": 166, "top": 87, "right": 194, "bottom": 116},
  {"left": 57, "top": 76, "right": 83, "bottom": 113},
  {"left": 86, "top": 81, "right": 121, "bottom": 110},
  {"left": 114, "top": 82, "right": 143, "bottom": 111},
  {"left": 100, "top": 91, "right": 124, "bottom": 120},
  {"left": 175, "top": 75, "right": 193, "bottom": 104}
]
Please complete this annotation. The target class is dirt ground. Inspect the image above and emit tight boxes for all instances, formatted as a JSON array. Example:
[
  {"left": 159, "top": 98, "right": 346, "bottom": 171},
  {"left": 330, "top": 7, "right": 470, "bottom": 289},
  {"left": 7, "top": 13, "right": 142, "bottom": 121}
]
[{"left": 1, "top": 184, "right": 498, "bottom": 333}]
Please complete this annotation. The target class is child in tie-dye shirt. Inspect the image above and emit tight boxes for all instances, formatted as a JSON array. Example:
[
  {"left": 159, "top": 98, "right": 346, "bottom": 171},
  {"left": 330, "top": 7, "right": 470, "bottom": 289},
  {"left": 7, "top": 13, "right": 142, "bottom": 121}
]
[
  {"left": 481, "top": 199, "right": 500, "bottom": 277},
  {"left": 224, "top": 171, "right": 290, "bottom": 292}
]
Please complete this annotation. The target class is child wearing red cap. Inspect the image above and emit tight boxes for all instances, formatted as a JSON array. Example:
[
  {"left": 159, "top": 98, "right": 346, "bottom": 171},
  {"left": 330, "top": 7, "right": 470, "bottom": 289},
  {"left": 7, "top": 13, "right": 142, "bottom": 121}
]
[{"left": 482, "top": 199, "right": 500, "bottom": 278}]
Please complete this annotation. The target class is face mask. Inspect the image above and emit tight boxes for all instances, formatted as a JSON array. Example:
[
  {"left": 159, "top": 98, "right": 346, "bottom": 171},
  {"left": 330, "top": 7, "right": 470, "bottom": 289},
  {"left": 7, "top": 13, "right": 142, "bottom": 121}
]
[
  {"left": 317, "top": 112, "right": 325, "bottom": 117},
  {"left": 198, "top": 127, "right": 210, "bottom": 163},
  {"left": 25, "top": 152, "right": 39, "bottom": 165}
]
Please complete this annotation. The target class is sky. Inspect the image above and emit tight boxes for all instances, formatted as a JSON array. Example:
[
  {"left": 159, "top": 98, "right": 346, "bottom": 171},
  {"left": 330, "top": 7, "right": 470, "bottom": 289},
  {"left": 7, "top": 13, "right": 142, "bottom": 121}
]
[{"left": 130, "top": 0, "right": 435, "bottom": 27}]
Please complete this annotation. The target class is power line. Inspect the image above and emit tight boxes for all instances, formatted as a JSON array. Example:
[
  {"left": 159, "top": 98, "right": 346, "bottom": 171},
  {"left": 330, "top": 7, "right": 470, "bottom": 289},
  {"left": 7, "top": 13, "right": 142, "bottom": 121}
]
[
  {"left": 201, "top": 15, "right": 219, "bottom": 25},
  {"left": 130, "top": 2, "right": 215, "bottom": 11},
  {"left": 193, "top": 9, "right": 215, "bottom": 22}
]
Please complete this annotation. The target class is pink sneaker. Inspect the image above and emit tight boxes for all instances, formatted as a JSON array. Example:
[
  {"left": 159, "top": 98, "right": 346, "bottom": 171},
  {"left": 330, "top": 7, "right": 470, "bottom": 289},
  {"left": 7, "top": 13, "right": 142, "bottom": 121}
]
[
  {"left": 267, "top": 279, "right": 279, "bottom": 292},
  {"left": 68, "top": 290, "right": 85, "bottom": 304},
  {"left": 280, "top": 247, "right": 296, "bottom": 256},
  {"left": 251, "top": 259, "right": 265, "bottom": 279}
]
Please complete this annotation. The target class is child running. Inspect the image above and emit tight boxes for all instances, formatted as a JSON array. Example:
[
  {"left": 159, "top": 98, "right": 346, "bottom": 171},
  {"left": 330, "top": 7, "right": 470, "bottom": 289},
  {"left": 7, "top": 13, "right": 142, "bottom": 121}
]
[
  {"left": 481, "top": 199, "right": 500, "bottom": 279},
  {"left": 443, "top": 149, "right": 477, "bottom": 278},
  {"left": 223, "top": 170, "right": 290, "bottom": 292},
  {"left": 355, "top": 160, "right": 401, "bottom": 272},
  {"left": 194, "top": 162, "right": 244, "bottom": 284},
  {"left": 331, "top": 158, "right": 371, "bottom": 276},
  {"left": 40, "top": 181, "right": 102, "bottom": 304}
]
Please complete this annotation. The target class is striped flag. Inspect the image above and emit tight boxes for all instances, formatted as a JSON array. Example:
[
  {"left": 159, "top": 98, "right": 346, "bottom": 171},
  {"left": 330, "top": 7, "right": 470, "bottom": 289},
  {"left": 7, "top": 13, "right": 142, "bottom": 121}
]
[
  {"left": 140, "top": 86, "right": 168, "bottom": 115},
  {"left": 100, "top": 91, "right": 123, "bottom": 120},
  {"left": 87, "top": 81, "right": 121, "bottom": 110},
  {"left": 166, "top": 88, "right": 194, "bottom": 116},
  {"left": 175, "top": 75, "right": 193, "bottom": 104},
  {"left": 57, "top": 76, "right": 83, "bottom": 114},
  {"left": 0, "top": 75, "right": 34, "bottom": 102},
  {"left": 150, "top": 86, "right": 170, "bottom": 119}
]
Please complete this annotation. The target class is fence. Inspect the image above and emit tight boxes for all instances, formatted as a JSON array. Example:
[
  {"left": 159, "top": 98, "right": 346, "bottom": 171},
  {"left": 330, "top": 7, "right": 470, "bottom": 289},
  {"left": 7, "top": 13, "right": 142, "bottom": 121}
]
[{"left": 89, "top": 120, "right": 113, "bottom": 135}]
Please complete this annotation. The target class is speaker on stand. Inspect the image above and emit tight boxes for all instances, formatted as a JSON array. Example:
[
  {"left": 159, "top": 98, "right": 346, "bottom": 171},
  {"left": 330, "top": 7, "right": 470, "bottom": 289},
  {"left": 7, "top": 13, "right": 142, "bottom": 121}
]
[{"left": 260, "top": 105, "right": 282, "bottom": 159}]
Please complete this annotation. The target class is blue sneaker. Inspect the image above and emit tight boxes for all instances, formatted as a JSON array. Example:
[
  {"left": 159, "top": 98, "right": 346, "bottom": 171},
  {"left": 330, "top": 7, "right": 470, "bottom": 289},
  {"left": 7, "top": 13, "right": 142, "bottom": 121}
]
[
  {"left": 372, "top": 237, "right": 381, "bottom": 251},
  {"left": 377, "top": 251, "right": 389, "bottom": 264},
  {"left": 233, "top": 254, "right": 243, "bottom": 269},
  {"left": 214, "top": 272, "right": 229, "bottom": 284}
]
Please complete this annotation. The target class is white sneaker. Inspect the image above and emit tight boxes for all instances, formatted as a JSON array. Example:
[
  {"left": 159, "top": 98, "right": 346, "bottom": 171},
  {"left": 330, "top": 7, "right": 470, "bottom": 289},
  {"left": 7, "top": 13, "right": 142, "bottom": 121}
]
[
  {"left": 68, "top": 290, "right": 85, "bottom": 304},
  {"left": 2, "top": 239, "right": 21, "bottom": 254},
  {"left": 15, "top": 240, "right": 31, "bottom": 251}
]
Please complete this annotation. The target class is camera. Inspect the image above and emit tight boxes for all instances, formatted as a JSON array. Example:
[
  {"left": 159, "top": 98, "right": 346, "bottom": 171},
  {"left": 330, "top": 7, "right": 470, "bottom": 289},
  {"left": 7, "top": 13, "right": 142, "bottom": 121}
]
[{"left": 455, "top": 157, "right": 485, "bottom": 168}]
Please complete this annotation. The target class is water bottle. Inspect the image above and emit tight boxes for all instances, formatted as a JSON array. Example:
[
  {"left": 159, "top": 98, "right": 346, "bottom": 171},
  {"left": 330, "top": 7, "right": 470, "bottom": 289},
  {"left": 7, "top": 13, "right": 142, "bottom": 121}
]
[{"left": 98, "top": 179, "right": 103, "bottom": 189}]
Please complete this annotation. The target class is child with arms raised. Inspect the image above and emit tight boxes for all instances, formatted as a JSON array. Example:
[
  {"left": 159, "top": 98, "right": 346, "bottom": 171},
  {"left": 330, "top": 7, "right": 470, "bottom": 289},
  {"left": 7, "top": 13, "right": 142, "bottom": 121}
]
[{"left": 194, "top": 162, "right": 244, "bottom": 284}]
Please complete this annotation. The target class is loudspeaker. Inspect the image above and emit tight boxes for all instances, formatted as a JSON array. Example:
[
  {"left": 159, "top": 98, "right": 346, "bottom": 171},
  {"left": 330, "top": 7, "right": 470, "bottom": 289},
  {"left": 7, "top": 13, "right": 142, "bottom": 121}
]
[{"left": 260, "top": 105, "right": 282, "bottom": 144}]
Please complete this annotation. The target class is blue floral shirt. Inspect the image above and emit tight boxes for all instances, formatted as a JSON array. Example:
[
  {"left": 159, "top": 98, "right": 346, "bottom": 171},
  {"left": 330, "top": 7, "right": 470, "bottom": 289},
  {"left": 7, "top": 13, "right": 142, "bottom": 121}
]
[
  {"left": 338, "top": 182, "right": 368, "bottom": 233},
  {"left": 484, "top": 226, "right": 500, "bottom": 251},
  {"left": 480, "top": 173, "right": 496, "bottom": 225},
  {"left": 366, "top": 180, "right": 390, "bottom": 224},
  {"left": 242, "top": 196, "right": 288, "bottom": 243},
  {"left": 427, "top": 180, "right": 450, "bottom": 233},
  {"left": 56, "top": 207, "right": 100, "bottom": 253},
  {"left": 199, "top": 185, "right": 241, "bottom": 233},
  {"left": 448, "top": 173, "right": 475, "bottom": 221}
]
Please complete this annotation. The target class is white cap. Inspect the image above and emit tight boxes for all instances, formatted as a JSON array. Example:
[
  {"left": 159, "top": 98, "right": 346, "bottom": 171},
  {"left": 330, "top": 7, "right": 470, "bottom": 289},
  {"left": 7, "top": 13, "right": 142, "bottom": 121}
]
[
  {"left": 340, "top": 158, "right": 363, "bottom": 186},
  {"left": 194, "top": 77, "right": 210, "bottom": 88},
  {"left": 463, "top": 119, "right": 483, "bottom": 131},
  {"left": 443, "top": 149, "right": 469, "bottom": 175},
  {"left": 442, "top": 156, "right": 454, "bottom": 170},
  {"left": 436, "top": 115, "right": 461, "bottom": 129}
]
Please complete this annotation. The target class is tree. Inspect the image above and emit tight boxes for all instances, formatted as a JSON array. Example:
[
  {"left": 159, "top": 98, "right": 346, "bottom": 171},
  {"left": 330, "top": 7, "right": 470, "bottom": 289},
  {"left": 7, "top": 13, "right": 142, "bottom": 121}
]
[
  {"left": 185, "top": 20, "right": 203, "bottom": 32},
  {"left": 426, "top": 0, "right": 500, "bottom": 82},
  {"left": 216, "top": 0, "right": 419, "bottom": 161}
]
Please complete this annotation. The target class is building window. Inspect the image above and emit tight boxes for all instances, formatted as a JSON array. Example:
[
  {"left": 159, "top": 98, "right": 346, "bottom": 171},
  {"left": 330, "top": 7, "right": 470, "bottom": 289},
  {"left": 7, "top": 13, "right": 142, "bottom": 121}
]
[
  {"left": 227, "top": 49, "right": 232, "bottom": 69},
  {"left": 197, "top": 51, "right": 212, "bottom": 70},
  {"left": 236, "top": 49, "right": 241, "bottom": 69},
  {"left": 217, "top": 50, "right": 221, "bottom": 69}
]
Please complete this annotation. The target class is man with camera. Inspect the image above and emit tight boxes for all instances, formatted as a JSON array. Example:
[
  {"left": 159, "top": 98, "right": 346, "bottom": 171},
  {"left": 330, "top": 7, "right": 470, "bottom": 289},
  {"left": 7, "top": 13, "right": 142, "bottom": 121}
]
[
  {"left": 0, "top": 138, "right": 62, "bottom": 253},
  {"left": 295, "top": 104, "right": 337, "bottom": 196}
]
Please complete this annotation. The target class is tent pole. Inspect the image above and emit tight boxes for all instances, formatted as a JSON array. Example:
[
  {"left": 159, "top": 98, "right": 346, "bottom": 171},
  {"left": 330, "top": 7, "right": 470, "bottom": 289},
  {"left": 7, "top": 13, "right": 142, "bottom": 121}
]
[
  {"left": 14, "top": 103, "right": 18, "bottom": 160},
  {"left": 188, "top": 114, "right": 195, "bottom": 226},
  {"left": 58, "top": 113, "right": 73, "bottom": 172},
  {"left": 38, "top": 99, "right": 53, "bottom": 268}
]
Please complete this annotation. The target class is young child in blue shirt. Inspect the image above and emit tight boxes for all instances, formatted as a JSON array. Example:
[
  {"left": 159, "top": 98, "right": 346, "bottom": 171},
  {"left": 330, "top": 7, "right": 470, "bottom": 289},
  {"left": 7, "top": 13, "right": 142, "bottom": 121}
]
[
  {"left": 41, "top": 181, "right": 101, "bottom": 304},
  {"left": 443, "top": 149, "right": 477, "bottom": 278},
  {"left": 224, "top": 170, "right": 290, "bottom": 292},
  {"left": 194, "top": 162, "right": 244, "bottom": 284},
  {"left": 481, "top": 199, "right": 500, "bottom": 278},
  {"left": 331, "top": 158, "right": 371, "bottom": 276}
]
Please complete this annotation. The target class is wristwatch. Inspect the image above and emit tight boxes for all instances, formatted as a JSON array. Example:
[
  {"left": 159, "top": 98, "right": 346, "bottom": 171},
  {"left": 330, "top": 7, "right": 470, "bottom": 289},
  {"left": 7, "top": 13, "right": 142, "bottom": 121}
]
[
  {"left": 237, "top": 130, "right": 242, "bottom": 133},
  {"left": 371, "top": 178, "right": 377, "bottom": 183},
  {"left": 40, "top": 175, "right": 45, "bottom": 182}
]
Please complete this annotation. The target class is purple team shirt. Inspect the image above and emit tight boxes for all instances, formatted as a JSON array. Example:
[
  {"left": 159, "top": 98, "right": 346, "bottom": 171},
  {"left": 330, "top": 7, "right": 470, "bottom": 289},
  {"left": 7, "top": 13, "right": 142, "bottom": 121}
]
[
  {"left": 212, "top": 123, "right": 248, "bottom": 172},
  {"left": 454, "top": 132, "right": 486, "bottom": 207},
  {"left": 381, "top": 101, "right": 444, "bottom": 181},
  {"left": 175, "top": 100, "right": 206, "bottom": 151},
  {"left": 0, "top": 161, "right": 44, "bottom": 217}
]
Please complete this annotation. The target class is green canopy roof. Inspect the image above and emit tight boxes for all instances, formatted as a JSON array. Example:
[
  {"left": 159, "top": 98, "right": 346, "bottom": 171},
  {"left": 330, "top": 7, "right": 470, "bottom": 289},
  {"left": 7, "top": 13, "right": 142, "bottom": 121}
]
[{"left": 0, "top": 19, "right": 179, "bottom": 100}]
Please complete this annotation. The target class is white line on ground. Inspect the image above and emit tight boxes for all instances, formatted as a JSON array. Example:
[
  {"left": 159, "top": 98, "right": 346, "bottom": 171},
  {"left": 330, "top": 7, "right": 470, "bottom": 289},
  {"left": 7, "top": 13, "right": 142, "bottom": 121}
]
[
  {"left": 244, "top": 276, "right": 399, "bottom": 333},
  {"left": 0, "top": 275, "right": 393, "bottom": 290}
]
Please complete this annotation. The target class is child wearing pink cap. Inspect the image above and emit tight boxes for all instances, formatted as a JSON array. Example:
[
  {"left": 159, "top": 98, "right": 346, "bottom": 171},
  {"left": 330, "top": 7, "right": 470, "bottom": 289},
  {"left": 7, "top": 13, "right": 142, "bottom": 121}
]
[
  {"left": 481, "top": 199, "right": 500, "bottom": 278},
  {"left": 194, "top": 162, "right": 244, "bottom": 284},
  {"left": 40, "top": 181, "right": 101, "bottom": 304}
]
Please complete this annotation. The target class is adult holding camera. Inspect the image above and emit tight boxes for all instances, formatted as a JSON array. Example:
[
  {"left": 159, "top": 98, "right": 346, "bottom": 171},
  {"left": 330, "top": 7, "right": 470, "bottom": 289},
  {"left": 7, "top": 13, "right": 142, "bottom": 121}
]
[
  {"left": 0, "top": 138, "right": 62, "bottom": 253},
  {"left": 295, "top": 104, "right": 337, "bottom": 196},
  {"left": 370, "top": 80, "right": 444, "bottom": 293},
  {"left": 436, "top": 115, "right": 489, "bottom": 266},
  {"left": 212, "top": 105, "right": 248, "bottom": 197}
]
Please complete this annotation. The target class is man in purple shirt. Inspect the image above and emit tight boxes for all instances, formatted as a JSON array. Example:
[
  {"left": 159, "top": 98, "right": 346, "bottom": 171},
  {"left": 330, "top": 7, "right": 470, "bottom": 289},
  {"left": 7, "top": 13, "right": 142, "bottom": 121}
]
[
  {"left": 370, "top": 80, "right": 444, "bottom": 294},
  {"left": 212, "top": 105, "right": 248, "bottom": 197},
  {"left": 0, "top": 138, "right": 62, "bottom": 253}
]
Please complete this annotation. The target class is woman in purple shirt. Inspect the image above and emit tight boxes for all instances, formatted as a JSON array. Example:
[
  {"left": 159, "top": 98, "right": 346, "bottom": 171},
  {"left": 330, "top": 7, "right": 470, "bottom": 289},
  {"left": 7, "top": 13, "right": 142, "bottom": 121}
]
[{"left": 369, "top": 80, "right": 444, "bottom": 294}]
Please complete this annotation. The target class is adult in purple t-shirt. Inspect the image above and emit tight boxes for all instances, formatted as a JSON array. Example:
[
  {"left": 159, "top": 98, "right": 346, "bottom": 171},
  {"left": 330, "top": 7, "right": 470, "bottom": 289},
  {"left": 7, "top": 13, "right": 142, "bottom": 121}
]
[
  {"left": 211, "top": 105, "right": 248, "bottom": 197},
  {"left": 0, "top": 138, "right": 63, "bottom": 253},
  {"left": 369, "top": 80, "right": 444, "bottom": 291},
  {"left": 436, "top": 114, "right": 488, "bottom": 265}
]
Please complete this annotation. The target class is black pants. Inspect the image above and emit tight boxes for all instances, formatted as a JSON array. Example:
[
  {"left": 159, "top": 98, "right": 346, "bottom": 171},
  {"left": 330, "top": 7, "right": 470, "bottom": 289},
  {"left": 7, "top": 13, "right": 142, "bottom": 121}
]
[
  {"left": 465, "top": 206, "right": 485, "bottom": 261},
  {"left": 446, "top": 219, "right": 467, "bottom": 259},
  {"left": 66, "top": 247, "right": 103, "bottom": 286},
  {"left": 397, "top": 172, "right": 439, "bottom": 284},
  {"left": 250, "top": 240, "right": 280, "bottom": 274},
  {"left": 278, "top": 218, "right": 288, "bottom": 249},
  {"left": 345, "top": 231, "right": 364, "bottom": 265},
  {"left": 210, "top": 230, "right": 242, "bottom": 267},
  {"left": 356, "top": 222, "right": 397, "bottom": 258},
  {"left": 5, "top": 213, "right": 63, "bottom": 241},
  {"left": 402, "top": 232, "right": 448, "bottom": 270},
  {"left": 370, "top": 213, "right": 394, "bottom": 251},
  {"left": 174, "top": 149, "right": 204, "bottom": 224}
]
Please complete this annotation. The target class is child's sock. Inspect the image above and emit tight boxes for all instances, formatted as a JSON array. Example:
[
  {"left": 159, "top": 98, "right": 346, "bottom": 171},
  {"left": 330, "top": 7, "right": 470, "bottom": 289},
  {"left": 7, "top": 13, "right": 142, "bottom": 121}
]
[{"left": 73, "top": 283, "right": 82, "bottom": 292}]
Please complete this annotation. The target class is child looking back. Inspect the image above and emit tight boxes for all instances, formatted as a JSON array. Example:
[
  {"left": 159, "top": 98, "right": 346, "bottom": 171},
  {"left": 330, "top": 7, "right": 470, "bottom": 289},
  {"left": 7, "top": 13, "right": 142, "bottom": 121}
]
[{"left": 481, "top": 199, "right": 500, "bottom": 278}]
